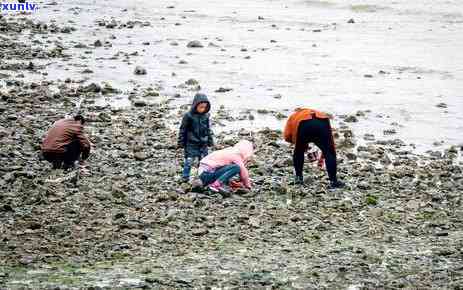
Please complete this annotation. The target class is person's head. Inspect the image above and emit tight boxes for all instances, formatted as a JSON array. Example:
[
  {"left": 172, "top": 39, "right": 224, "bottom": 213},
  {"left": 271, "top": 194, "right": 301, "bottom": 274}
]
[
  {"left": 74, "top": 115, "right": 85, "bottom": 125},
  {"left": 234, "top": 140, "right": 254, "bottom": 161},
  {"left": 196, "top": 102, "right": 209, "bottom": 114},
  {"left": 191, "top": 93, "right": 210, "bottom": 114}
]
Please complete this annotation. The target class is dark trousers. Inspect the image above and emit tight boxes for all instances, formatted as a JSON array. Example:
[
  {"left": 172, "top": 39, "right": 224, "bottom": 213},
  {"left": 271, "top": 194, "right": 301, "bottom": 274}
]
[
  {"left": 43, "top": 140, "right": 89, "bottom": 169},
  {"left": 182, "top": 146, "right": 208, "bottom": 180},
  {"left": 294, "top": 118, "right": 337, "bottom": 183},
  {"left": 199, "top": 164, "right": 241, "bottom": 186}
]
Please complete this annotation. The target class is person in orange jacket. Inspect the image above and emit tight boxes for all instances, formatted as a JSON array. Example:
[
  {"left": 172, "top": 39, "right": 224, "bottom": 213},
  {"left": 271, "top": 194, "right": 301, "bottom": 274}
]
[{"left": 284, "top": 108, "right": 345, "bottom": 189}]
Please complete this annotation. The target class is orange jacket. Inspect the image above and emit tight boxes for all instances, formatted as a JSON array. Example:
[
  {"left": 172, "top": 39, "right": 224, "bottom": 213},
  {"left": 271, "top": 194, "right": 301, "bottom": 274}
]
[{"left": 283, "top": 108, "right": 329, "bottom": 144}]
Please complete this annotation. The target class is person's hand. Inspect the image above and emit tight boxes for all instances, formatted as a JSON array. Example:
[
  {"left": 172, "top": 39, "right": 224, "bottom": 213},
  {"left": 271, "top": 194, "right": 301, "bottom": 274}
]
[
  {"left": 79, "top": 167, "right": 91, "bottom": 176},
  {"left": 317, "top": 155, "right": 325, "bottom": 169}
]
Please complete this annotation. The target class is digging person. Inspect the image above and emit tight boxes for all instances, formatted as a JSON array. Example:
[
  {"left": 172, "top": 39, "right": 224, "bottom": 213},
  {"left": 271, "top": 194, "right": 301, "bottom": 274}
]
[
  {"left": 284, "top": 108, "right": 345, "bottom": 189},
  {"left": 193, "top": 140, "right": 254, "bottom": 194},
  {"left": 41, "top": 115, "right": 91, "bottom": 170}
]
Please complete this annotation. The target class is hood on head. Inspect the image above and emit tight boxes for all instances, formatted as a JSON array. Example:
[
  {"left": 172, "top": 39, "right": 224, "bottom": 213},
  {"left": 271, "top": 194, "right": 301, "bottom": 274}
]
[
  {"left": 233, "top": 140, "right": 254, "bottom": 160},
  {"left": 190, "top": 93, "right": 210, "bottom": 114}
]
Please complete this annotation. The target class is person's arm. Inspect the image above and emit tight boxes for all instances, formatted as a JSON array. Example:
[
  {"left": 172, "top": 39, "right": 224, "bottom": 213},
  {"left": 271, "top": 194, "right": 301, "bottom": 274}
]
[
  {"left": 76, "top": 127, "right": 91, "bottom": 150},
  {"left": 178, "top": 114, "right": 190, "bottom": 148},
  {"left": 283, "top": 118, "right": 293, "bottom": 143},
  {"left": 207, "top": 118, "right": 214, "bottom": 147},
  {"left": 232, "top": 157, "right": 251, "bottom": 189}
]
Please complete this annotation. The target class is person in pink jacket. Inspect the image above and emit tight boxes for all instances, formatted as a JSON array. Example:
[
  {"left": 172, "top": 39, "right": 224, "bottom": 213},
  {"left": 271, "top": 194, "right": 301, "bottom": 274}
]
[{"left": 197, "top": 140, "right": 254, "bottom": 193}]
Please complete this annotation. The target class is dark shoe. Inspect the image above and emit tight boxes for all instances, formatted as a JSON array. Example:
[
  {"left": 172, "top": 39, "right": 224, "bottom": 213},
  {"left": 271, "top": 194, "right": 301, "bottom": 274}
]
[
  {"left": 208, "top": 181, "right": 223, "bottom": 193},
  {"left": 63, "top": 162, "right": 77, "bottom": 171},
  {"left": 181, "top": 177, "right": 190, "bottom": 183},
  {"left": 52, "top": 161, "right": 63, "bottom": 169},
  {"left": 329, "top": 180, "right": 345, "bottom": 189},
  {"left": 208, "top": 181, "right": 231, "bottom": 197},
  {"left": 294, "top": 176, "right": 304, "bottom": 185}
]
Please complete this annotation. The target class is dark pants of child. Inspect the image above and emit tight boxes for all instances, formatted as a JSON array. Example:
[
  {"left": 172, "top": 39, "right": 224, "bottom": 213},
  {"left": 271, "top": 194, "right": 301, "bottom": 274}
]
[
  {"left": 182, "top": 145, "right": 208, "bottom": 181},
  {"left": 199, "top": 164, "right": 241, "bottom": 186},
  {"left": 43, "top": 140, "right": 90, "bottom": 170},
  {"left": 294, "top": 118, "right": 338, "bottom": 183}
]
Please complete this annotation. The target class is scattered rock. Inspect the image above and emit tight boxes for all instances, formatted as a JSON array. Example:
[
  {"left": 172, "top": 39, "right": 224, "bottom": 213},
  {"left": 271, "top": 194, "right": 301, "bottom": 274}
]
[
  {"left": 365, "top": 194, "right": 378, "bottom": 205},
  {"left": 133, "top": 99, "right": 147, "bottom": 107},
  {"left": 187, "top": 40, "right": 203, "bottom": 48},
  {"left": 345, "top": 152, "right": 357, "bottom": 160},
  {"left": 134, "top": 152, "right": 149, "bottom": 161},
  {"left": 364, "top": 134, "right": 375, "bottom": 141},
  {"left": 192, "top": 228, "right": 209, "bottom": 236},
  {"left": 436, "top": 102, "right": 447, "bottom": 108},
  {"left": 19, "top": 256, "right": 34, "bottom": 265},
  {"left": 358, "top": 181, "right": 371, "bottom": 190},
  {"left": 384, "top": 129, "right": 397, "bottom": 135},
  {"left": 344, "top": 115, "right": 358, "bottom": 123},
  {"left": 2, "top": 204, "right": 14, "bottom": 212},
  {"left": 83, "top": 82, "right": 101, "bottom": 93},
  {"left": 215, "top": 87, "right": 233, "bottom": 93},
  {"left": 94, "top": 39, "right": 102, "bottom": 47},
  {"left": 185, "top": 79, "right": 199, "bottom": 86},
  {"left": 134, "top": 66, "right": 147, "bottom": 75}
]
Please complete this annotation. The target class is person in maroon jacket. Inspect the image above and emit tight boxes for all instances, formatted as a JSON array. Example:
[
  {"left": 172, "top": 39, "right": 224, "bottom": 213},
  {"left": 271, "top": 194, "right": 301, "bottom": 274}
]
[{"left": 41, "top": 115, "right": 91, "bottom": 169}]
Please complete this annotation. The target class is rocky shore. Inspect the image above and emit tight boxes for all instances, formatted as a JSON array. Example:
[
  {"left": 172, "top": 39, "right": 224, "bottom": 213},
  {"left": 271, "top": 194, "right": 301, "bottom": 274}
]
[{"left": 1, "top": 10, "right": 463, "bottom": 290}]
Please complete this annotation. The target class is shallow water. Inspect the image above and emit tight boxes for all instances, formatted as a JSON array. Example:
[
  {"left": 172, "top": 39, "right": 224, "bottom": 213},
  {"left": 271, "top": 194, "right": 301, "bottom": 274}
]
[{"left": 6, "top": 0, "right": 463, "bottom": 151}]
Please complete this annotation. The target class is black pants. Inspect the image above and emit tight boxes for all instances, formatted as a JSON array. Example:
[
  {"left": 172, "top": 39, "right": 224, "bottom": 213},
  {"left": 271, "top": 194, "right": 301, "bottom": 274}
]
[
  {"left": 43, "top": 140, "right": 89, "bottom": 169},
  {"left": 294, "top": 118, "right": 337, "bottom": 183}
]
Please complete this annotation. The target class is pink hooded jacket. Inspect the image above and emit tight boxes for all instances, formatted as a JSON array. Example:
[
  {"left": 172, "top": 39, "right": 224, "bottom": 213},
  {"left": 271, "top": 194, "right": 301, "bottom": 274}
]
[{"left": 200, "top": 140, "right": 254, "bottom": 188}]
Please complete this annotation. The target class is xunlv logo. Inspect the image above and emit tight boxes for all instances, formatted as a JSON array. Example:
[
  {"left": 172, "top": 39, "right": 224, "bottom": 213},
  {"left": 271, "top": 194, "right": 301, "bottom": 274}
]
[{"left": 1, "top": 2, "right": 39, "bottom": 11}]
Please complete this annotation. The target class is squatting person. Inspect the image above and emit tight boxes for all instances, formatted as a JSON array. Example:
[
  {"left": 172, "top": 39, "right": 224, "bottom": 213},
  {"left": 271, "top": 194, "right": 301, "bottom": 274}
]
[{"left": 41, "top": 115, "right": 91, "bottom": 170}]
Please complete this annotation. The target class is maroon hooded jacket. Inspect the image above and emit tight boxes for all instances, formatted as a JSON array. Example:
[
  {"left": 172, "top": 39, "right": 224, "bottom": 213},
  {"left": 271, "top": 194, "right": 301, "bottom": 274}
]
[{"left": 41, "top": 118, "right": 90, "bottom": 153}]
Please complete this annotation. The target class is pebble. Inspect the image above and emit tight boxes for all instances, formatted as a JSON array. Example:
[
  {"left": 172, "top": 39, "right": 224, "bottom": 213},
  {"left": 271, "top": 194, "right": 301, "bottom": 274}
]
[
  {"left": 383, "top": 129, "right": 397, "bottom": 135},
  {"left": 94, "top": 39, "right": 102, "bottom": 47},
  {"left": 134, "top": 66, "right": 147, "bottom": 75},
  {"left": 187, "top": 40, "right": 204, "bottom": 48},
  {"left": 215, "top": 87, "right": 233, "bottom": 93},
  {"left": 133, "top": 99, "right": 147, "bottom": 107},
  {"left": 344, "top": 115, "right": 358, "bottom": 123},
  {"left": 364, "top": 134, "right": 375, "bottom": 141},
  {"left": 134, "top": 152, "right": 148, "bottom": 161},
  {"left": 192, "top": 228, "right": 209, "bottom": 236},
  {"left": 436, "top": 102, "right": 447, "bottom": 108}
]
